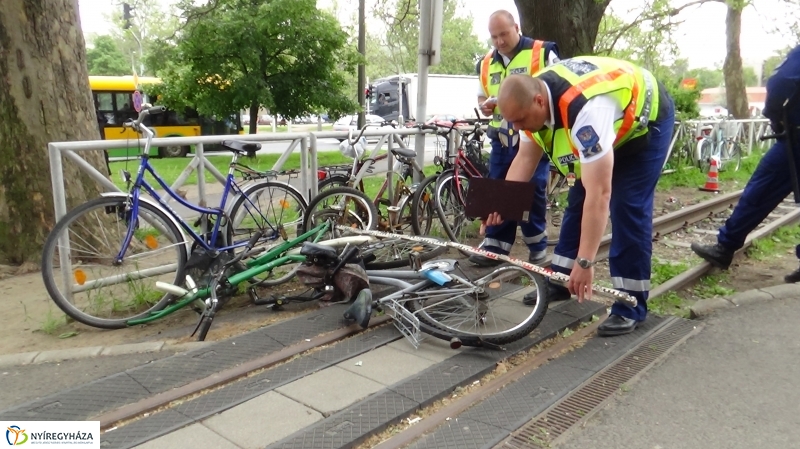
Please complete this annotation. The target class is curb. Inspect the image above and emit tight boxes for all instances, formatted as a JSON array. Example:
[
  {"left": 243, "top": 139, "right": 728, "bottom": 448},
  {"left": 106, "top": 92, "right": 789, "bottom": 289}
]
[
  {"left": 0, "top": 340, "right": 213, "bottom": 369},
  {"left": 689, "top": 283, "right": 800, "bottom": 319}
]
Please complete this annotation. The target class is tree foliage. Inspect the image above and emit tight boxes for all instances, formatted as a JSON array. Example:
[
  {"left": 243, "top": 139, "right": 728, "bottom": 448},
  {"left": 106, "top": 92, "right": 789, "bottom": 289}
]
[
  {"left": 145, "top": 0, "right": 360, "bottom": 134},
  {"left": 106, "top": 0, "right": 180, "bottom": 76},
  {"left": 366, "top": 0, "right": 486, "bottom": 79},
  {"left": 86, "top": 35, "right": 130, "bottom": 76}
]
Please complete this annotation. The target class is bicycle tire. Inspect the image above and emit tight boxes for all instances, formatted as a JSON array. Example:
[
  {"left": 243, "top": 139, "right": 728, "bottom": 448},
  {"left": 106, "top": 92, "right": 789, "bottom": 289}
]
[
  {"left": 302, "top": 186, "right": 379, "bottom": 233},
  {"left": 407, "top": 266, "right": 548, "bottom": 346},
  {"left": 318, "top": 175, "right": 349, "bottom": 191},
  {"left": 434, "top": 169, "right": 475, "bottom": 257},
  {"left": 410, "top": 173, "right": 441, "bottom": 236},
  {"left": 41, "top": 196, "right": 187, "bottom": 329},
  {"left": 227, "top": 180, "right": 308, "bottom": 286},
  {"left": 360, "top": 233, "right": 446, "bottom": 270}
]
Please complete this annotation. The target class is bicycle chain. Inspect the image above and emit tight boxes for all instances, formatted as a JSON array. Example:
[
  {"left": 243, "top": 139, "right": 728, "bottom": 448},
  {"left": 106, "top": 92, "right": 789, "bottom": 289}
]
[{"left": 335, "top": 226, "right": 638, "bottom": 308}]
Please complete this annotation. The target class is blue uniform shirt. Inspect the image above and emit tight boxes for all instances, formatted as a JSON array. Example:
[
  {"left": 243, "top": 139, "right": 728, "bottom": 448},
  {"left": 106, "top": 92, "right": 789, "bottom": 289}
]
[{"left": 764, "top": 45, "right": 800, "bottom": 128}]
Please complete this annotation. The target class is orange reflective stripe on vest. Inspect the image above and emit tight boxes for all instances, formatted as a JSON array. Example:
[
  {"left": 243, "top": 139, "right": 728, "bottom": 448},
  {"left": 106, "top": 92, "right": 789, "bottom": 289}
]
[
  {"left": 557, "top": 67, "right": 639, "bottom": 154},
  {"left": 529, "top": 40, "right": 543, "bottom": 74},
  {"left": 480, "top": 51, "right": 493, "bottom": 96}
]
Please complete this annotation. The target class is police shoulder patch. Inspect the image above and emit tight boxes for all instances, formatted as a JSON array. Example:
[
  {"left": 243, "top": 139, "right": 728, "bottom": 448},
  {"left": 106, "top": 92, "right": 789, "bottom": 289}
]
[
  {"left": 490, "top": 72, "right": 502, "bottom": 85},
  {"left": 575, "top": 125, "right": 599, "bottom": 148}
]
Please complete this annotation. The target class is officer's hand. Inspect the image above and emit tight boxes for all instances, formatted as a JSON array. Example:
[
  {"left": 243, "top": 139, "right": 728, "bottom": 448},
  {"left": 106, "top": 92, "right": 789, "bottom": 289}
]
[
  {"left": 480, "top": 213, "right": 504, "bottom": 235},
  {"left": 479, "top": 98, "right": 496, "bottom": 117}
]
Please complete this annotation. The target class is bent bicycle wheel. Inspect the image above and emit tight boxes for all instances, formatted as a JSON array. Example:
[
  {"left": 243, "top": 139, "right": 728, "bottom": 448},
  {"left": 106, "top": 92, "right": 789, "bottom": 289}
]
[{"left": 407, "top": 266, "right": 548, "bottom": 346}]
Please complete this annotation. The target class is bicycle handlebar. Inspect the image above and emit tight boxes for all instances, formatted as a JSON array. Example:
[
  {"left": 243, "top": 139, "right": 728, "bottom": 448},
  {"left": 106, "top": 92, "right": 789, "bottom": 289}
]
[
  {"left": 119, "top": 105, "right": 166, "bottom": 154},
  {"left": 346, "top": 118, "right": 399, "bottom": 145}
]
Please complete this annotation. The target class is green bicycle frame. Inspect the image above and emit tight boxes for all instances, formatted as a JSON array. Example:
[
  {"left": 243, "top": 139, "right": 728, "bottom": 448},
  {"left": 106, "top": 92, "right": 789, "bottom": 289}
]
[{"left": 126, "top": 221, "right": 332, "bottom": 326}]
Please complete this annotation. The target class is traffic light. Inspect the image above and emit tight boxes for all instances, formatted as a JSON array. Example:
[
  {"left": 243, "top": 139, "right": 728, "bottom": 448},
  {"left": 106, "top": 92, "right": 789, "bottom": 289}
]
[{"left": 122, "top": 3, "right": 133, "bottom": 29}]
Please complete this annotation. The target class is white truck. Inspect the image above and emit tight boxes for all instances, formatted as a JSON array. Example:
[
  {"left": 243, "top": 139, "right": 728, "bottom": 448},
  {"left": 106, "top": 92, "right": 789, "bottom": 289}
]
[{"left": 369, "top": 73, "right": 481, "bottom": 123}]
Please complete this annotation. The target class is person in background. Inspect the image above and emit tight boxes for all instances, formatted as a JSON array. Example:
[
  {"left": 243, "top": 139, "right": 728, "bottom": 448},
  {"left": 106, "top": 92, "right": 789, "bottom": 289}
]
[
  {"left": 691, "top": 45, "right": 800, "bottom": 281},
  {"left": 470, "top": 9, "right": 560, "bottom": 267}
]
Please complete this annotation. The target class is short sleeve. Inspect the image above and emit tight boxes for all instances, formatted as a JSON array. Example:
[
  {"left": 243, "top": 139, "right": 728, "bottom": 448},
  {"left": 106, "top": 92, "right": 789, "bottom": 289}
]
[{"left": 569, "top": 95, "right": 622, "bottom": 164}]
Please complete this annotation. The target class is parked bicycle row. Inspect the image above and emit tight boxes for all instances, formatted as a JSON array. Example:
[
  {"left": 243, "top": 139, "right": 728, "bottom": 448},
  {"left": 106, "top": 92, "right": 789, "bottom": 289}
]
[
  {"left": 43, "top": 106, "right": 598, "bottom": 351},
  {"left": 665, "top": 117, "right": 771, "bottom": 173}
]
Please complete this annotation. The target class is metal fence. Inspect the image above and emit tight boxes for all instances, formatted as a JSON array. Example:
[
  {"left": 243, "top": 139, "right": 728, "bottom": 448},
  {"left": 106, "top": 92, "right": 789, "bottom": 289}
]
[
  {"left": 48, "top": 117, "right": 776, "bottom": 225},
  {"left": 47, "top": 128, "right": 433, "bottom": 226}
]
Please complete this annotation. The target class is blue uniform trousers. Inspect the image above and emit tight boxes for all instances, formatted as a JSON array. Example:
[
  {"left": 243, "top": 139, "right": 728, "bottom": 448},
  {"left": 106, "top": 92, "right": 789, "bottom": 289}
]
[
  {"left": 549, "top": 99, "right": 676, "bottom": 322},
  {"left": 717, "top": 139, "right": 800, "bottom": 257}
]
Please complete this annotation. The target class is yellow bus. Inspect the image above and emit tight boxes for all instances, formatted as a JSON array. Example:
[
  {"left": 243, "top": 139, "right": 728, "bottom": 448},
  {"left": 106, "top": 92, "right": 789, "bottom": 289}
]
[{"left": 89, "top": 75, "right": 243, "bottom": 158}]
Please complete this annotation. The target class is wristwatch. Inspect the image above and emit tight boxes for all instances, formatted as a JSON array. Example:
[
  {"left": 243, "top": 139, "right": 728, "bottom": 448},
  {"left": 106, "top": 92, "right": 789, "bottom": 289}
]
[{"left": 576, "top": 257, "right": 595, "bottom": 269}]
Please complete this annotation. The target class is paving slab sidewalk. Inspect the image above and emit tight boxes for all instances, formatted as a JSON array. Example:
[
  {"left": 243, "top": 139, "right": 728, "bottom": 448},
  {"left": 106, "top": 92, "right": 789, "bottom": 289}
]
[{"left": 558, "top": 284, "right": 800, "bottom": 449}]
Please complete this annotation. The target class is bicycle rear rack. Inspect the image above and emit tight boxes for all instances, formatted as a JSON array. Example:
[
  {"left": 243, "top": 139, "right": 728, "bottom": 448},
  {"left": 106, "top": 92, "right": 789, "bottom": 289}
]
[{"left": 382, "top": 297, "right": 424, "bottom": 349}]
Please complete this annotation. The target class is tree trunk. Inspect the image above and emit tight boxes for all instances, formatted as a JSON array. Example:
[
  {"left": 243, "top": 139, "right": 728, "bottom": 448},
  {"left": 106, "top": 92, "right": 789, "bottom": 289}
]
[
  {"left": 248, "top": 100, "right": 259, "bottom": 134},
  {"left": 515, "top": 0, "right": 612, "bottom": 58},
  {"left": 0, "top": 0, "right": 107, "bottom": 264},
  {"left": 722, "top": 3, "right": 749, "bottom": 118}
]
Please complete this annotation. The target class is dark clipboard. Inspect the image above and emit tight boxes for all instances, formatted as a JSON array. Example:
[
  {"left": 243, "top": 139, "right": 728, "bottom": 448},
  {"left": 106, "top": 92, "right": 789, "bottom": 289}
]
[{"left": 465, "top": 177, "right": 536, "bottom": 222}]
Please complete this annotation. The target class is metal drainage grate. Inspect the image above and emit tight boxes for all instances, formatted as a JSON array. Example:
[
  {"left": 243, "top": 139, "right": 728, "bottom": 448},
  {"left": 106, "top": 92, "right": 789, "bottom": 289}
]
[{"left": 500, "top": 319, "right": 700, "bottom": 449}]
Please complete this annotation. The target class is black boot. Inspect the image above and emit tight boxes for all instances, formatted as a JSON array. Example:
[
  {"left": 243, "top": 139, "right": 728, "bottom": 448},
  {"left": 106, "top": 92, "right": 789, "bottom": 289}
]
[
  {"left": 523, "top": 281, "right": 571, "bottom": 306},
  {"left": 785, "top": 266, "right": 800, "bottom": 283},
  {"left": 690, "top": 242, "right": 734, "bottom": 269}
]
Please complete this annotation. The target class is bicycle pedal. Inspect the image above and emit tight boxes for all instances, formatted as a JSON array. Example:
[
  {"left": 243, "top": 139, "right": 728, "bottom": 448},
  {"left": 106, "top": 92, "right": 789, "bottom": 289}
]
[{"left": 249, "top": 288, "right": 277, "bottom": 306}]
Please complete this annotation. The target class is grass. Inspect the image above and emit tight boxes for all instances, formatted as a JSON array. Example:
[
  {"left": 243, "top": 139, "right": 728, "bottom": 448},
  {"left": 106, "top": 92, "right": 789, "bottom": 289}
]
[
  {"left": 108, "top": 151, "right": 357, "bottom": 191},
  {"left": 746, "top": 224, "right": 800, "bottom": 261},
  {"left": 656, "top": 148, "right": 765, "bottom": 191},
  {"left": 648, "top": 258, "right": 693, "bottom": 318},
  {"left": 254, "top": 124, "right": 333, "bottom": 133}
]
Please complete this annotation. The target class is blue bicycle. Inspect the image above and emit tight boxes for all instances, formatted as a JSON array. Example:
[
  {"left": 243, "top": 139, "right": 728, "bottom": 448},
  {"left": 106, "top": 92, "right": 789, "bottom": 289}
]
[{"left": 41, "top": 106, "right": 309, "bottom": 329}]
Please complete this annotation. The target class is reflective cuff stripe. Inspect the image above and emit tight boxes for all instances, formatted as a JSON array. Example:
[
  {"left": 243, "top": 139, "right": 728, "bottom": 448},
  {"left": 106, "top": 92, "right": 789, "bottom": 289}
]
[
  {"left": 611, "top": 277, "right": 651, "bottom": 292},
  {"left": 522, "top": 232, "right": 547, "bottom": 244},
  {"left": 482, "top": 238, "right": 513, "bottom": 252},
  {"left": 530, "top": 249, "right": 547, "bottom": 261},
  {"left": 551, "top": 254, "right": 574, "bottom": 269}
]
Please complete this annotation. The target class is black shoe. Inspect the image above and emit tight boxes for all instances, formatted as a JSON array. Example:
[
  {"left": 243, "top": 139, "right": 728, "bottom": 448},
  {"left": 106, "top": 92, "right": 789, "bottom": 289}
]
[
  {"left": 690, "top": 242, "right": 734, "bottom": 270},
  {"left": 785, "top": 267, "right": 800, "bottom": 283},
  {"left": 523, "top": 282, "right": 571, "bottom": 306},
  {"left": 597, "top": 315, "right": 638, "bottom": 337},
  {"left": 529, "top": 252, "right": 547, "bottom": 265},
  {"left": 469, "top": 253, "right": 503, "bottom": 267}
]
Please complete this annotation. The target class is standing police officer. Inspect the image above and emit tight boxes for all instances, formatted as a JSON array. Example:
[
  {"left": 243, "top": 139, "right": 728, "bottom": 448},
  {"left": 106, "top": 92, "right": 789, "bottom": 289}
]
[
  {"left": 483, "top": 56, "right": 676, "bottom": 337},
  {"left": 470, "top": 10, "right": 560, "bottom": 267},
  {"left": 691, "top": 45, "right": 800, "bottom": 281}
]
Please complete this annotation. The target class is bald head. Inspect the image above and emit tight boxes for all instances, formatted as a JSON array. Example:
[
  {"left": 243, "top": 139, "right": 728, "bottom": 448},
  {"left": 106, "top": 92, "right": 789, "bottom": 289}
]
[
  {"left": 497, "top": 74, "right": 550, "bottom": 133},
  {"left": 489, "top": 10, "right": 515, "bottom": 25},
  {"left": 498, "top": 75, "right": 544, "bottom": 111},
  {"left": 488, "top": 10, "right": 520, "bottom": 56}
]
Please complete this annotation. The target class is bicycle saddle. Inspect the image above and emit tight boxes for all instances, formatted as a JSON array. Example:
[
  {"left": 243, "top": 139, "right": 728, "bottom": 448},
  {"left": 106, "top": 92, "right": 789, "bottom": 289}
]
[
  {"left": 221, "top": 140, "right": 261, "bottom": 156},
  {"left": 390, "top": 147, "right": 416, "bottom": 159},
  {"left": 300, "top": 242, "right": 338, "bottom": 259}
]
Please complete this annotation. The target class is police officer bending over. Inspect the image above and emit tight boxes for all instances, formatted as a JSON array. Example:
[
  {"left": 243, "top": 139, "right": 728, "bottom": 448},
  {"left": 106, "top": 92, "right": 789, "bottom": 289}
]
[{"left": 483, "top": 56, "right": 676, "bottom": 337}]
